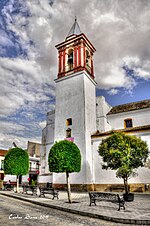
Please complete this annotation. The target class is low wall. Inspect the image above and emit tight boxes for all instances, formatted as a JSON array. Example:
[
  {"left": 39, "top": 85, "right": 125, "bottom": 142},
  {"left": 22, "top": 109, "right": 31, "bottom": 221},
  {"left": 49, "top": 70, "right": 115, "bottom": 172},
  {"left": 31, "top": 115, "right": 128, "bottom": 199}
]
[{"left": 48, "top": 183, "right": 150, "bottom": 193}]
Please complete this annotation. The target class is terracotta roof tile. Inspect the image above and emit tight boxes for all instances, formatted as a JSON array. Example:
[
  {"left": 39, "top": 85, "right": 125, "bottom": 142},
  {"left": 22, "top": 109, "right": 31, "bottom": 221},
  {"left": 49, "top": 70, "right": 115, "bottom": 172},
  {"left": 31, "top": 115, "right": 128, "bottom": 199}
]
[
  {"left": 107, "top": 99, "right": 150, "bottom": 115},
  {"left": 0, "top": 149, "right": 8, "bottom": 156}
]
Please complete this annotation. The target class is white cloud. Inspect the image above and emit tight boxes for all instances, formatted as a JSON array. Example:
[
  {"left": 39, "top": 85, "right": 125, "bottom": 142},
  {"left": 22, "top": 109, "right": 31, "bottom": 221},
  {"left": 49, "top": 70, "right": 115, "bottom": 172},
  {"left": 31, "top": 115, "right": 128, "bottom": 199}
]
[
  {"left": 39, "top": 120, "right": 46, "bottom": 129},
  {"left": 0, "top": 121, "right": 25, "bottom": 133},
  {"left": 0, "top": 57, "right": 55, "bottom": 116},
  {"left": 123, "top": 56, "right": 150, "bottom": 80},
  {"left": 96, "top": 61, "right": 136, "bottom": 90},
  {"left": 107, "top": 89, "right": 119, "bottom": 96},
  {"left": 136, "top": 68, "right": 150, "bottom": 79},
  {"left": 0, "top": 132, "right": 41, "bottom": 150}
]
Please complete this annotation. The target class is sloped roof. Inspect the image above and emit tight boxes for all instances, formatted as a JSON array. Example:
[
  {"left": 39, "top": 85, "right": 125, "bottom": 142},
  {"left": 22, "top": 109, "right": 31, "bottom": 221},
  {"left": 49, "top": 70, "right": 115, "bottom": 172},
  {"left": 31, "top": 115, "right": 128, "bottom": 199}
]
[
  {"left": 92, "top": 124, "right": 150, "bottom": 138},
  {"left": 67, "top": 17, "right": 81, "bottom": 38},
  {"left": 0, "top": 149, "right": 8, "bottom": 156},
  {"left": 107, "top": 99, "right": 150, "bottom": 115}
]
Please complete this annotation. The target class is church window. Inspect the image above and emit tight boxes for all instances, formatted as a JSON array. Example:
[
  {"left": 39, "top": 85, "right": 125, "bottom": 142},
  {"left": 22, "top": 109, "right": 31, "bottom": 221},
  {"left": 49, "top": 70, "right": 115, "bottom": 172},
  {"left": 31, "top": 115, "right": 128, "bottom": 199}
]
[
  {"left": 66, "top": 118, "right": 72, "bottom": 126},
  {"left": 68, "top": 49, "right": 74, "bottom": 70},
  {"left": 86, "top": 50, "right": 90, "bottom": 66},
  {"left": 124, "top": 118, "right": 133, "bottom": 128},
  {"left": 66, "top": 128, "right": 71, "bottom": 138}
]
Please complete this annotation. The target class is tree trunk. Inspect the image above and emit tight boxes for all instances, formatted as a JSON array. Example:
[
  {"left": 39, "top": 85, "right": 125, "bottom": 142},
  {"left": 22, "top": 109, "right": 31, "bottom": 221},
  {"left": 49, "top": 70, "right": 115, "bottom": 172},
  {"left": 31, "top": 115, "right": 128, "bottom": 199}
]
[
  {"left": 16, "top": 175, "right": 19, "bottom": 193},
  {"left": 66, "top": 171, "right": 72, "bottom": 203},
  {"left": 123, "top": 177, "right": 129, "bottom": 194}
]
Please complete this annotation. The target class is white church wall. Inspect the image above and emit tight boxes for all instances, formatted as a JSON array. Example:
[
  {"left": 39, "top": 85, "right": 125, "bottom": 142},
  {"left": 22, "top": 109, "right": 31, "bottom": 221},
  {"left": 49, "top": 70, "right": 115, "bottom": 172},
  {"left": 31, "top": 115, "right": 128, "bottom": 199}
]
[
  {"left": 54, "top": 71, "right": 96, "bottom": 184},
  {"left": 108, "top": 108, "right": 150, "bottom": 130},
  {"left": 40, "top": 110, "right": 55, "bottom": 180},
  {"left": 39, "top": 142, "right": 53, "bottom": 184},
  {"left": 96, "top": 96, "right": 112, "bottom": 132},
  {"left": 92, "top": 139, "right": 123, "bottom": 184},
  {"left": 54, "top": 72, "right": 86, "bottom": 184},
  {"left": 84, "top": 73, "right": 96, "bottom": 184},
  {"left": 46, "top": 110, "right": 55, "bottom": 144},
  {"left": 54, "top": 72, "right": 85, "bottom": 141}
]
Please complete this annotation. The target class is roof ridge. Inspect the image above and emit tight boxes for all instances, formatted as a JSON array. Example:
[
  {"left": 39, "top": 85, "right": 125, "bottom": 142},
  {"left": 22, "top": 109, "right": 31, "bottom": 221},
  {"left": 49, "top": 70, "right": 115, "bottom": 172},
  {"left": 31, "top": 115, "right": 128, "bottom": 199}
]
[{"left": 107, "top": 99, "right": 150, "bottom": 115}]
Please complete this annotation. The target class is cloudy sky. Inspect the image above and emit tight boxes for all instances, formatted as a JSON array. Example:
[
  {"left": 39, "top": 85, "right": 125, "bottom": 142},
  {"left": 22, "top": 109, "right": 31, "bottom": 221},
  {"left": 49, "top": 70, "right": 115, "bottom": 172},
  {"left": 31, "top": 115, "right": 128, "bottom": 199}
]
[{"left": 0, "top": 0, "right": 150, "bottom": 149}]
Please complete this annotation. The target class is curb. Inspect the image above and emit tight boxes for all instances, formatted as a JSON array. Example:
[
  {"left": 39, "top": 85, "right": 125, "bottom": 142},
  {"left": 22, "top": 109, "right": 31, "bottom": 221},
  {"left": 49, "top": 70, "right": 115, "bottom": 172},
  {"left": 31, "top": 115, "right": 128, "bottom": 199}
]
[{"left": 0, "top": 192, "right": 150, "bottom": 225}]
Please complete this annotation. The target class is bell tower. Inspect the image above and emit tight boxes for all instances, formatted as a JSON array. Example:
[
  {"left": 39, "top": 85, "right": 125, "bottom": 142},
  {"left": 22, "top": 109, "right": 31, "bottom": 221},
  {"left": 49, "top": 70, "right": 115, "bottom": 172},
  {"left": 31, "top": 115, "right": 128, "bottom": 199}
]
[
  {"left": 54, "top": 18, "right": 97, "bottom": 190},
  {"left": 56, "top": 17, "right": 95, "bottom": 79}
]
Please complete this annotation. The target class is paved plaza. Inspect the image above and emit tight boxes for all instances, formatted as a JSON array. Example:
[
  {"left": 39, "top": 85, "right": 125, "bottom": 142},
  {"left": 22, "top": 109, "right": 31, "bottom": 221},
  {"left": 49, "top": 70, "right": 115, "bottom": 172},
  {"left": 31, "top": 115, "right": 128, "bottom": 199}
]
[{"left": 0, "top": 190, "right": 150, "bottom": 225}]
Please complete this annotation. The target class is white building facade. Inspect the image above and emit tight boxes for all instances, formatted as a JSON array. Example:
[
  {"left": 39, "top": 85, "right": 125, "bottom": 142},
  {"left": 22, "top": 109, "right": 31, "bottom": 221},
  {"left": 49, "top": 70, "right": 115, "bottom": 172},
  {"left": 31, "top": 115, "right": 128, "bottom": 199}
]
[{"left": 40, "top": 19, "right": 150, "bottom": 192}]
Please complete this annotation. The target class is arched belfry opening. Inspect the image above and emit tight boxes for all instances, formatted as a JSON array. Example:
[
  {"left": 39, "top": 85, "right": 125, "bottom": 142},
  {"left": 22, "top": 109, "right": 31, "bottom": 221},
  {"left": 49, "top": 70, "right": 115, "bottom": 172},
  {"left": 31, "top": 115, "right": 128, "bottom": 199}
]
[
  {"left": 86, "top": 50, "right": 90, "bottom": 66},
  {"left": 68, "top": 49, "right": 74, "bottom": 71},
  {"left": 85, "top": 50, "right": 91, "bottom": 73}
]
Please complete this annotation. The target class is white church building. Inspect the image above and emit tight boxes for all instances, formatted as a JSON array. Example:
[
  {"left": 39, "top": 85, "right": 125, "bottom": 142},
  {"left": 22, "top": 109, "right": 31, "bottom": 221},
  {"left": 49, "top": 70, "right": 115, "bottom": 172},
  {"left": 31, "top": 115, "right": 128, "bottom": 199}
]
[{"left": 39, "top": 19, "right": 150, "bottom": 192}]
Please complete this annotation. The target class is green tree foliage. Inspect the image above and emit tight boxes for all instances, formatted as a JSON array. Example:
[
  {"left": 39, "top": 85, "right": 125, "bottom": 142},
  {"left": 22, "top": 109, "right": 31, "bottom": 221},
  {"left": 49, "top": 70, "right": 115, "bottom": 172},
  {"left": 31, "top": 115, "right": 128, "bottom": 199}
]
[
  {"left": 4, "top": 147, "right": 29, "bottom": 192},
  {"left": 4, "top": 147, "right": 29, "bottom": 175},
  {"left": 98, "top": 132, "right": 149, "bottom": 193},
  {"left": 49, "top": 140, "right": 81, "bottom": 173},
  {"left": 48, "top": 140, "right": 81, "bottom": 203}
]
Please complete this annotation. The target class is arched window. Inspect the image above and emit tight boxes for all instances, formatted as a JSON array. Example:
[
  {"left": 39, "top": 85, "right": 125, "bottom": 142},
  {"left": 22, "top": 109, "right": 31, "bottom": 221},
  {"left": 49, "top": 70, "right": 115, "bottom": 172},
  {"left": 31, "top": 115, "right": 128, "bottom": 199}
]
[
  {"left": 68, "top": 49, "right": 74, "bottom": 70},
  {"left": 86, "top": 50, "right": 90, "bottom": 66}
]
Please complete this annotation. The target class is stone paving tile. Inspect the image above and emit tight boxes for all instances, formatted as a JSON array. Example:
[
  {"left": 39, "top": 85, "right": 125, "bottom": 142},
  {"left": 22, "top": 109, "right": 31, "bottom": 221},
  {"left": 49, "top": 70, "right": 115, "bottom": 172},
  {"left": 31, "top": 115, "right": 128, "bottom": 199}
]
[{"left": 0, "top": 190, "right": 150, "bottom": 224}]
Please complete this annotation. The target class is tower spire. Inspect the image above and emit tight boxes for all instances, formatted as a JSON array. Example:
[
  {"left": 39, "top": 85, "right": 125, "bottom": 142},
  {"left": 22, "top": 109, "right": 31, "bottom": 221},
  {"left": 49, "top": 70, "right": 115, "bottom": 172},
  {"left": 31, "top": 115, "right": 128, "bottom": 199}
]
[{"left": 66, "top": 17, "right": 81, "bottom": 38}]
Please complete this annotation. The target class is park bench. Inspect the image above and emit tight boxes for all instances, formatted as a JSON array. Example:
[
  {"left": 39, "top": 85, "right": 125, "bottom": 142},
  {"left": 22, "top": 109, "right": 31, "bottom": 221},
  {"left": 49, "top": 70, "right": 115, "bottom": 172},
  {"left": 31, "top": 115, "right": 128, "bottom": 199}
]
[
  {"left": 3, "top": 183, "right": 14, "bottom": 191},
  {"left": 22, "top": 185, "right": 37, "bottom": 196},
  {"left": 39, "top": 187, "right": 59, "bottom": 199},
  {"left": 89, "top": 192, "right": 125, "bottom": 211},
  {"left": 3, "top": 181, "right": 16, "bottom": 191}
]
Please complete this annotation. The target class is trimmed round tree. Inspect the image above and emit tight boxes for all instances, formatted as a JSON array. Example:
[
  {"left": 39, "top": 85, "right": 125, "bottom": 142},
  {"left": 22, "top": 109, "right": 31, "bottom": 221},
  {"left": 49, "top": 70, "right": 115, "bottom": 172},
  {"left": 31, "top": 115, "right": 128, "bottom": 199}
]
[
  {"left": 4, "top": 147, "right": 29, "bottom": 192},
  {"left": 48, "top": 140, "right": 81, "bottom": 203},
  {"left": 98, "top": 132, "right": 149, "bottom": 194}
]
